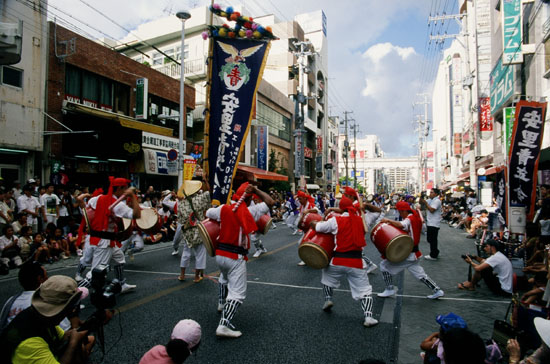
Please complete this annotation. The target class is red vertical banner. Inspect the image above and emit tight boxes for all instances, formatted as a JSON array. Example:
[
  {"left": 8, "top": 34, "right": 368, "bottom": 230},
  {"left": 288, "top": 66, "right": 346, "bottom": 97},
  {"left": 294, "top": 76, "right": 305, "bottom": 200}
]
[
  {"left": 479, "top": 97, "right": 494, "bottom": 132},
  {"left": 359, "top": 150, "right": 365, "bottom": 159},
  {"left": 453, "top": 133, "right": 462, "bottom": 155},
  {"left": 316, "top": 136, "right": 323, "bottom": 154}
]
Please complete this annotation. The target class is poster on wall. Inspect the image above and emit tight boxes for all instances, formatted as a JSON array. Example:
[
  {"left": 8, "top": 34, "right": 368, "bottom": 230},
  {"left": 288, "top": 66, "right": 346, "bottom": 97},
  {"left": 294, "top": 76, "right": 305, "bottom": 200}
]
[{"left": 257, "top": 125, "right": 268, "bottom": 171}]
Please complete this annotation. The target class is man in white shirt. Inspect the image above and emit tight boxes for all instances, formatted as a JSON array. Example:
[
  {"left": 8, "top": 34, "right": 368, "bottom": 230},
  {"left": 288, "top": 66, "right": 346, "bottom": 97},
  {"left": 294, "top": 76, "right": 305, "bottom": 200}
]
[
  {"left": 16, "top": 185, "right": 40, "bottom": 233},
  {"left": 421, "top": 188, "right": 442, "bottom": 260},
  {"left": 40, "top": 184, "right": 60, "bottom": 226},
  {"left": 459, "top": 239, "right": 513, "bottom": 296}
]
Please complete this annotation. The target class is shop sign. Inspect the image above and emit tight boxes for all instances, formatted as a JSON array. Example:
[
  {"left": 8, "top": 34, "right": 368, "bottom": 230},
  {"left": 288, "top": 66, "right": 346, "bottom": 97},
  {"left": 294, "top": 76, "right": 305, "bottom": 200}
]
[
  {"left": 304, "top": 147, "right": 312, "bottom": 159},
  {"left": 479, "top": 97, "right": 493, "bottom": 132},
  {"left": 502, "top": 0, "right": 523, "bottom": 64},
  {"left": 316, "top": 136, "right": 323, "bottom": 154},
  {"left": 142, "top": 131, "right": 182, "bottom": 152},
  {"left": 184, "top": 159, "right": 196, "bottom": 180},
  {"left": 257, "top": 125, "right": 268, "bottom": 171},
  {"left": 143, "top": 148, "right": 177, "bottom": 176},
  {"left": 490, "top": 58, "right": 518, "bottom": 114},
  {"left": 504, "top": 107, "right": 516, "bottom": 154}
]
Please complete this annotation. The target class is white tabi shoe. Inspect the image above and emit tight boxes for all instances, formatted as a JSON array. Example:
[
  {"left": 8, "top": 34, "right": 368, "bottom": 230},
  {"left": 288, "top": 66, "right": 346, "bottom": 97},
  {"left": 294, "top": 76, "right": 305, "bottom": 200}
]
[
  {"left": 363, "top": 317, "right": 379, "bottom": 327},
  {"left": 171, "top": 249, "right": 179, "bottom": 256},
  {"left": 297, "top": 260, "right": 306, "bottom": 266},
  {"left": 377, "top": 288, "right": 396, "bottom": 298},
  {"left": 427, "top": 289, "right": 444, "bottom": 300},
  {"left": 322, "top": 300, "right": 334, "bottom": 312},
  {"left": 216, "top": 325, "right": 242, "bottom": 338},
  {"left": 120, "top": 283, "right": 136, "bottom": 294},
  {"left": 366, "top": 263, "right": 378, "bottom": 274},
  {"left": 253, "top": 250, "right": 262, "bottom": 258}
]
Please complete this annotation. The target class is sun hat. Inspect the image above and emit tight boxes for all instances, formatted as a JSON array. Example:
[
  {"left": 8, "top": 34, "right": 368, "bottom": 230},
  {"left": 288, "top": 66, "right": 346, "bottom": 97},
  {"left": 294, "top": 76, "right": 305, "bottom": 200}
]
[
  {"left": 31, "top": 275, "right": 82, "bottom": 318},
  {"left": 534, "top": 317, "right": 550, "bottom": 348},
  {"left": 177, "top": 180, "right": 202, "bottom": 198},
  {"left": 435, "top": 312, "right": 467, "bottom": 332},
  {"left": 171, "top": 319, "right": 202, "bottom": 349}
]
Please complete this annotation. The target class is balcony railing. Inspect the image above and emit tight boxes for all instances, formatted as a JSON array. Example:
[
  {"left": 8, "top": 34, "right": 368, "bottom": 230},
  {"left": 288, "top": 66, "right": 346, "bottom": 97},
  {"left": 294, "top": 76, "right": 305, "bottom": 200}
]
[
  {"left": 153, "top": 57, "right": 206, "bottom": 79},
  {"left": 544, "top": 16, "right": 550, "bottom": 41}
]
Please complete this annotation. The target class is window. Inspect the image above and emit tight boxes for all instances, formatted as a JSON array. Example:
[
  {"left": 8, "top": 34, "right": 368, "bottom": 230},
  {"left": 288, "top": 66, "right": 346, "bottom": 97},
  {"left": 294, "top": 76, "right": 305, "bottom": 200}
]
[
  {"left": 1, "top": 66, "right": 23, "bottom": 88},
  {"left": 256, "top": 101, "right": 291, "bottom": 142},
  {"left": 176, "top": 44, "right": 189, "bottom": 60},
  {"left": 152, "top": 52, "right": 163, "bottom": 65}
]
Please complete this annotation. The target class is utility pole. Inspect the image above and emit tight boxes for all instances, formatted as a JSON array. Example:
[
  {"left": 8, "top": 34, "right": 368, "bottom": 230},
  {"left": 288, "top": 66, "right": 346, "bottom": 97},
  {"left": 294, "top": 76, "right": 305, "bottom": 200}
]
[
  {"left": 414, "top": 93, "right": 430, "bottom": 192},
  {"left": 342, "top": 111, "right": 352, "bottom": 186},
  {"left": 351, "top": 121, "right": 359, "bottom": 189},
  {"left": 293, "top": 41, "right": 313, "bottom": 189}
]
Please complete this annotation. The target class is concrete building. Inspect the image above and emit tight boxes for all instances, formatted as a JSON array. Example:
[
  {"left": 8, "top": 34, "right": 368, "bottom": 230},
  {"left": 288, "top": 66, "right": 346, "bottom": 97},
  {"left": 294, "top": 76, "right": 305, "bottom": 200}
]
[{"left": 0, "top": 0, "right": 48, "bottom": 183}]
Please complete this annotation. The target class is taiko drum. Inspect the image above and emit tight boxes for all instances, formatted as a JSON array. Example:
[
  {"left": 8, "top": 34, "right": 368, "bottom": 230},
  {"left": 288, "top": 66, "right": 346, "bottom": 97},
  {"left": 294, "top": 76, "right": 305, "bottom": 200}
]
[{"left": 370, "top": 222, "right": 413, "bottom": 263}]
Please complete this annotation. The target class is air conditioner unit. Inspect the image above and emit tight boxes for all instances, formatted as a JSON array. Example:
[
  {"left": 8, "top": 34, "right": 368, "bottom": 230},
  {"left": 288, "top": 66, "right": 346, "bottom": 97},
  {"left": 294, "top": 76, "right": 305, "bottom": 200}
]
[{"left": 0, "top": 20, "right": 23, "bottom": 65}]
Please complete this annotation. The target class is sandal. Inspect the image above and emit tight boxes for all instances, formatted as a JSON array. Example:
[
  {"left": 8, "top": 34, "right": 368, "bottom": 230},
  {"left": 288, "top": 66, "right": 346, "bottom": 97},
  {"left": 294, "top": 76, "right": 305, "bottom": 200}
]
[
  {"left": 177, "top": 276, "right": 185, "bottom": 282},
  {"left": 458, "top": 283, "right": 474, "bottom": 291},
  {"left": 193, "top": 276, "right": 203, "bottom": 283}
]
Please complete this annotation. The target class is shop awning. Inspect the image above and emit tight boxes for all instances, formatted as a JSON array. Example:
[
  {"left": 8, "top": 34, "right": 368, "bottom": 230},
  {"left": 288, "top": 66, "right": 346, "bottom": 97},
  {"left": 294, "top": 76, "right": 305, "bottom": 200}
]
[
  {"left": 62, "top": 100, "right": 174, "bottom": 137},
  {"left": 237, "top": 165, "right": 288, "bottom": 181}
]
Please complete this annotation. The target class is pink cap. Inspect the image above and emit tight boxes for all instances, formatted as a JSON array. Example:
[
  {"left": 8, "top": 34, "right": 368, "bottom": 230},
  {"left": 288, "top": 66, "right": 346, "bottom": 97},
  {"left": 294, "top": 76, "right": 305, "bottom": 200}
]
[{"left": 171, "top": 319, "right": 201, "bottom": 349}]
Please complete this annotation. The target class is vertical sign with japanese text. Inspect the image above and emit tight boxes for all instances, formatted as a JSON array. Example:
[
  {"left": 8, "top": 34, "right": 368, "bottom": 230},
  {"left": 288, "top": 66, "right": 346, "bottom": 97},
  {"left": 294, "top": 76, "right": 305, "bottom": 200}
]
[
  {"left": 504, "top": 107, "right": 516, "bottom": 154},
  {"left": 495, "top": 168, "right": 507, "bottom": 224},
  {"left": 479, "top": 97, "right": 493, "bottom": 132},
  {"left": 257, "top": 125, "right": 268, "bottom": 171},
  {"left": 508, "top": 100, "right": 547, "bottom": 219},
  {"left": 502, "top": 0, "right": 523, "bottom": 65},
  {"left": 490, "top": 58, "right": 518, "bottom": 115},
  {"left": 207, "top": 37, "right": 271, "bottom": 205}
]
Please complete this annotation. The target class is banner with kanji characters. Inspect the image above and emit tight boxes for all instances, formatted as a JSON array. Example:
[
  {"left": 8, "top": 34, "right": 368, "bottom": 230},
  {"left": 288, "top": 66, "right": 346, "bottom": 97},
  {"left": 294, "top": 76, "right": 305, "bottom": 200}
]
[
  {"left": 508, "top": 100, "right": 547, "bottom": 219},
  {"left": 206, "top": 37, "right": 271, "bottom": 205},
  {"left": 257, "top": 125, "right": 268, "bottom": 170},
  {"left": 494, "top": 167, "right": 507, "bottom": 225}
]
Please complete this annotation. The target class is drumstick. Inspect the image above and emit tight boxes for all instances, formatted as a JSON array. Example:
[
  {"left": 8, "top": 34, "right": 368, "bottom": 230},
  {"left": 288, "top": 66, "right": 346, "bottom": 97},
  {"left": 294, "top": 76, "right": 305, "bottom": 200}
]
[
  {"left": 109, "top": 187, "right": 137, "bottom": 211},
  {"left": 357, "top": 192, "right": 369, "bottom": 233},
  {"left": 232, "top": 192, "right": 248, "bottom": 212}
]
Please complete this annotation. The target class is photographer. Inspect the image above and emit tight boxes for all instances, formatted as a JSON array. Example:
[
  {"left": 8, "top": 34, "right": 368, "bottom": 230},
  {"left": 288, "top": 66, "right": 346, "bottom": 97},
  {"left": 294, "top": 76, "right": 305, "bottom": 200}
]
[
  {"left": 458, "top": 239, "right": 513, "bottom": 296},
  {"left": 0, "top": 275, "right": 94, "bottom": 364},
  {"left": 420, "top": 189, "right": 442, "bottom": 260}
]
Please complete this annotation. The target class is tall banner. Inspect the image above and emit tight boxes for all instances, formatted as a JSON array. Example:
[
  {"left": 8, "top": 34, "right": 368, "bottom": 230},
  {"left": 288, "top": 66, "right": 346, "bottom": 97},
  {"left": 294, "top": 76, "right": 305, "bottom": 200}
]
[
  {"left": 495, "top": 168, "right": 507, "bottom": 224},
  {"left": 502, "top": 0, "right": 522, "bottom": 65},
  {"left": 479, "top": 97, "right": 493, "bottom": 132},
  {"left": 207, "top": 37, "right": 271, "bottom": 205},
  {"left": 504, "top": 107, "right": 516, "bottom": 154},
  {"left": 508, "top": 100, "right": 547, "bottom": 219},
  {"left": 257, "top": 125, "right": 268, "bottom": 170}
]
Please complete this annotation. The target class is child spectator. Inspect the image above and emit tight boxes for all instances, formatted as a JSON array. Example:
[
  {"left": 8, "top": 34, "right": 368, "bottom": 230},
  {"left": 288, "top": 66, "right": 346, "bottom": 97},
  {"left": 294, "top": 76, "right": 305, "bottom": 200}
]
[
  {"left": 30, "top": 233, "right": 51, "bottom": 263},
  {"left": 0, "top": 226, "right": 22, "bottom": 270},
  {"left": 17, "top": 226, "right": 33, "bottom": 261},
  {"left": 420, "top": 312, "right": 468, "bottom": 363},
  {"left": 48, "top": 227, "right": 70, "bottom": 260},
  {"left": 10, "top": 212, "right": 27, "bottom": 235}
]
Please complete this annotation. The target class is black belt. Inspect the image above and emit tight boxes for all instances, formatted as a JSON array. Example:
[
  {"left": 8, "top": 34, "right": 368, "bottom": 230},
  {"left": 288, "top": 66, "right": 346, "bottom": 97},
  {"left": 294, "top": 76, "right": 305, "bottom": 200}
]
[
  {"left": 89, "top": 230, "right": 122, "bottom": 240},
  {"left": 333, "top": 250, "right": 362, "bottom": 259},
  {"left": 217, "top": 243, "right": 249, "bottom": 256}
]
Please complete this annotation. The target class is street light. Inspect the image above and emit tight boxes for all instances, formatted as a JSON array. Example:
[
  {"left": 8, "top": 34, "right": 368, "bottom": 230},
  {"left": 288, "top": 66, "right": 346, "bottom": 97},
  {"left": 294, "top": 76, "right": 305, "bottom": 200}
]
[{"left": 176, "top": 10, "right": 191, "bottom": 188}]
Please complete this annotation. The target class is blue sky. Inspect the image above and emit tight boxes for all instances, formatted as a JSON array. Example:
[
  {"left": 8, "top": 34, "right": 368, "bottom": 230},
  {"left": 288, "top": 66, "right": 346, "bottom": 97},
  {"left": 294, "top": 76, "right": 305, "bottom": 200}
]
[{"left": 43, "top": 0, "right": 460, "bottom": 157}]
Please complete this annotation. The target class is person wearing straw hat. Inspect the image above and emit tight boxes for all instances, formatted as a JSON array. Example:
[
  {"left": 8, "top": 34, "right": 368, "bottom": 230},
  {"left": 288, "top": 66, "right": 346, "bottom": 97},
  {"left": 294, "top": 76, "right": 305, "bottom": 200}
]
[
  {"left": 76, "top": 177, "right": 140, "bottom": 294},
  {"left": 377, "top": 201, "right": 445, "bottom": 300},
  {"left": 507, "top": 317, "right": 550, "bottom": 364},
  {"left": 310, "top": 195, "right": 378, "bottom": 328},
  {"left": 175, "top": 179, "right": 211, "bottom": 283},
  {"left": 0, "top": 275, "right": 94, "bottom": 364},
  {"left": 205, "top": 182, "right": 274, "bottom": 338}
]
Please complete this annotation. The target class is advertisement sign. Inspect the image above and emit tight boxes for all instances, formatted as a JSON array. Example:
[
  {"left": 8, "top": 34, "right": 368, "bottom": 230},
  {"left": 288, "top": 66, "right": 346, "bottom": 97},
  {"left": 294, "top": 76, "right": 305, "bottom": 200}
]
[
  {"left": 142, "top": 132, "right": 182, "bottom": 152},
  {"left": 508, "top": 100, "right": 547, "bottom": 219},
  {"left": 502, "top": 0, "right": 523, "bottom": 64},
  {"left": 479, "top": 97, "right": 494, "bottom": 132},
  {"left": 495, "top": 168, "right": 507, "bottom": 224},
  {"left": 304, "top": 147, "right": 313, "bottom": 159},
  {"left": 490, "top": 58, "right": 518, "bottom": 114},
  {"left": 504, "top": 107, "right": 516, "bottom": 154},
  {"left": 183, "top": 159, "right": 196, "bottom": 180},
  {"left": 136, "top": 78, "right": 148, "bottom": 120},
  {"left": 294, "top": 129, "right": 304, "bottom": 176},
  {"left": 316, "top": 136, "right": 323, "bottom": 154},
  {"left": 453, "top": 133, "right": 462, "bottom": 155},
  {"left": 257, "top": 125, "right": 268, "bottom": 171},
  {"left": 206, "top": 37, "right": 271, "bottom": 204},
  {"left": 143, "top": 148, "right": 177, "bottom": 176}
]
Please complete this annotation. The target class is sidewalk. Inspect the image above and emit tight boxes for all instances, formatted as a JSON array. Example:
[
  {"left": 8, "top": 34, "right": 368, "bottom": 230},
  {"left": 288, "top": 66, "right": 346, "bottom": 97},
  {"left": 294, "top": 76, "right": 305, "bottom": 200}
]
[{"left": 397, "top": 223, "right": 512, "bottom": 363}]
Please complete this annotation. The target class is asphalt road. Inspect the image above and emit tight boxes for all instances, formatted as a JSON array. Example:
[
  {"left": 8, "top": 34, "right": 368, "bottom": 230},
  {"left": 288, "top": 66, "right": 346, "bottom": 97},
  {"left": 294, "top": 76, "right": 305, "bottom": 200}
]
[{"left": 0, "top": 214, "right": 511, "bottom": 364}]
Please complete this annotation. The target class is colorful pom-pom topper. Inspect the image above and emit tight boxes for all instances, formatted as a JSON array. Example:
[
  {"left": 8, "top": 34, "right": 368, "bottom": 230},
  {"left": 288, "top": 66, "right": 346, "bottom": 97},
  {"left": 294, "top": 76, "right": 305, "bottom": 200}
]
[{"left": 205, "top": 4, "right": 277, "bottom": 40}]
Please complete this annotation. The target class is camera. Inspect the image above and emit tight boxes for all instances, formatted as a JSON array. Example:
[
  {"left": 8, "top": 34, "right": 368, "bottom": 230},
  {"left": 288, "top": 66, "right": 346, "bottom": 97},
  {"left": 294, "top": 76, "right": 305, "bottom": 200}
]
[
  {"left": 461, "top": 254, "right": 475, "bottom": 260},
  {"left": 90, "top": 265, "right": 121, "bottom": 310}
]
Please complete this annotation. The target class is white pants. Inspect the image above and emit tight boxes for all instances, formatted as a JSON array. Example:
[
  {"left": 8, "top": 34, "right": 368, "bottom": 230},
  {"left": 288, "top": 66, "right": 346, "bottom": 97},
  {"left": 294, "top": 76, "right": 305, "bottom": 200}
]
[
  {"left": 121, "top": 234, "right": 144, "bottom": 254},
  {"left": 379, "top": 253, "right": 428, "bottom": 280},
  {"left": 286, "top": 213, "right": 299, "bottom": 229},
  {"left": 321, "top": 264, "right": 373, "bottom": 300},
  {"left": 180, "top": 244, "right": 206, "bottom": 269},
  {"left": 79, "top": 236, "right": 94, "bottom": 267},
  {"left": 216, "top": 255, "right": 247, "bottom": 302},
  {"left": 91, "top": 244, "right": 125, "bottom": 271}
]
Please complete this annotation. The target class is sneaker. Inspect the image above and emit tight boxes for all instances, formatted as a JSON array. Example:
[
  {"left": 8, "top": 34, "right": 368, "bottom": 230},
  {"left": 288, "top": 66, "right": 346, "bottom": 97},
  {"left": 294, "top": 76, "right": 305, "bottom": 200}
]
[
  {"left": 261, "top": 248, "right": 268, "bottom": 253},
  {"left": 292, "top": 230, "right": 299, "bottom": 235},
  {"left": 60, "top": 252, "right": 69, "bottom": 260},
  {"left": 424, "top": 255, "right": 438, "bottom": 261},
  {"left": 322, "top": 300, "right": 334, "bottom": 312},
  {"left": 253, "top": 250, "right": 262, "bottom": 258},
  {"left": 76, "top": 249, "right": 83, "bottom": 257},
  {"left": 171, "top": 249, "right": 179, "bottom": 256},
  {"left": 427, "top": 289, "right": 444, "bottom": 300},
  {"left": 377, "top": 288, "right": 396, "bottom": 298},
  {"left": 75, "top": 274, "right": 83, "bottom": 282},
  {"left": 363, "top": 317, "right": 379, "bottom": 327},
  {"left": 120, "top": 283, "right": 136, "bottom": 294},
  {"left": 297, "top": 260, "right": 306, "bottom": 266},
  {"left": 366, "top": 263, "right": 378, "bottom": 274},
  {"left": 217, "top": 302, "right": 225, "bottom": 313},
  {"left": 216, "top": 325, "right": 242, "bottom": 338}
]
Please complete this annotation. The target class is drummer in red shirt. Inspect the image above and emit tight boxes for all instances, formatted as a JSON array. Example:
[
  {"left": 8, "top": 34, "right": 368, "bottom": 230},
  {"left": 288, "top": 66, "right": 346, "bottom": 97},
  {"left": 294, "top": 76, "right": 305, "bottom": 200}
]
[
  {"left": 310, "top": 194, "right": 378, "bottom": 328},
  {"left": 378, "top": 201, "right": 444, "bottom": 300},
  {"left": 296, "top": 190, "right": 318, "bottom": 266},
  {"left": 205, "top": 182, "right": 274, "bottom": 338}
]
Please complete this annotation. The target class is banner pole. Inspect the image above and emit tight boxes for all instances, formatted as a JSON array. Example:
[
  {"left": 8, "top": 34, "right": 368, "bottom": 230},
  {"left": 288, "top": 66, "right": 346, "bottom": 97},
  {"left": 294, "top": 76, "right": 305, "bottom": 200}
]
[{"left": 203, "top": 0, "right": 214, "bottom": 198}]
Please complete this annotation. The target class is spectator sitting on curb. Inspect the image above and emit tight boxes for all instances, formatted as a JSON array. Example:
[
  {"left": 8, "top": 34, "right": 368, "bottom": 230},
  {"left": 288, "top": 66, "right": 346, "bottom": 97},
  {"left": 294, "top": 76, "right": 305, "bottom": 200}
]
[
  {"left": 30, "top": 233, "right": 52, "bottom": 263},
  {"left": 507, "top": 317, "right": 550, "bottom": 364},
  {"left": 441, "top": 327, "right": 486, "bottom": 364},
  {"left": 17, "top": 226, "right": 33, "bottom": 261},
  {"left": 0, "top": 226, "right": 22, "bottom": 271},
  {"left": 420, "top": 312, "right": 468, "bottom": 363},
  {"left": 458, "top": 239, "right": 513, "bottom": 296},
  {"left": 139, "top": 319, "right": 201, "bottom": 364}
]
